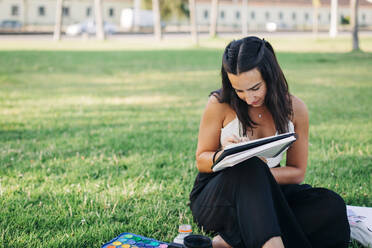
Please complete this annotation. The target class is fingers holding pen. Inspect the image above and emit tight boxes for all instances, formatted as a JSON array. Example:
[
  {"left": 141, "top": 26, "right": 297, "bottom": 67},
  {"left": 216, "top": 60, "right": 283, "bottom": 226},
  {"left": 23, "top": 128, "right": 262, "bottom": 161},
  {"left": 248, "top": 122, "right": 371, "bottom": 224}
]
[
  {"left": 231, "top": 134, "right": 251, "bottom": 143},
  {"left": 228, "top": 134, "right": 241, "bottom": 143},
  {"left": 222, "top": 135, "right": 239, "bottom": 148},
  {"left": 221, "top": 134, "right": 249, "bottom": 149}
]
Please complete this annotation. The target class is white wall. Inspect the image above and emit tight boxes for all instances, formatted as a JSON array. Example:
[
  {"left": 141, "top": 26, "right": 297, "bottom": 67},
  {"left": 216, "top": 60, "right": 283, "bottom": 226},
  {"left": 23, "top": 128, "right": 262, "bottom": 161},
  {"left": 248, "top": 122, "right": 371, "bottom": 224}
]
[
  {"left": 0, "top": 0, "right": 131, "bottom": 26},
  {"left": 195, "top": 1, "right": 372, "bottom": 31}
]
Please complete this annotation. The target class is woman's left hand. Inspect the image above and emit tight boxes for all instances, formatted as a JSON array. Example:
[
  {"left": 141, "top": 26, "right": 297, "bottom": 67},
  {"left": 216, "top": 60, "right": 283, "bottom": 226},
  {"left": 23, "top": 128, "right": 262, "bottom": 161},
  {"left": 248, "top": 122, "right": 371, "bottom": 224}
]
[{"left": 258, "top": 157, "right": 267, "bottom": 163}]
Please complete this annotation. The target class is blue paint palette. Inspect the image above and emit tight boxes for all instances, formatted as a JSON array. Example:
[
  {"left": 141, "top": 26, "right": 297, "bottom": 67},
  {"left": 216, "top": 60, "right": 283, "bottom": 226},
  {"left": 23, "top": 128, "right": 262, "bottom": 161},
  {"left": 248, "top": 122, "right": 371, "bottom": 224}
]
[{"left": 102, "top": 232, "right": 169, "bottom": 248}]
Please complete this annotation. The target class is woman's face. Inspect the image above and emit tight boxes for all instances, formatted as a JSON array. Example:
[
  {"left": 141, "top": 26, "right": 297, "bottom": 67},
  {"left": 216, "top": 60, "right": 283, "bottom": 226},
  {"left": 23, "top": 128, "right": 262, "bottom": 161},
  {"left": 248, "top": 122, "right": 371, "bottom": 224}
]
[{"left": 227, "top": 68, "right": 267, "bottom": 107}]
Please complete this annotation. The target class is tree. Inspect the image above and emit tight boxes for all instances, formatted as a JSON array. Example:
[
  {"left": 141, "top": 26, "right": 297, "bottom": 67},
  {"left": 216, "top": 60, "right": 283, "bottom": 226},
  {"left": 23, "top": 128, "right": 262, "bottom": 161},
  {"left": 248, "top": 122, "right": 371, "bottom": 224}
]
[
  {"left": 22, "top": 0, "right": 28, "bottom": 31},
  {"left": 152, "top": 0, "right": 162, "bottom": 40},
  {"left": 189, "top": 0, "right": 198, "bottom": 45},
  {"left": 350, "top": 0, "right": 360, "bottom": 51},
  {"left": 242, "top": 0, "right": 248, "bottom": 36},
  {"left": 329, "top": 0, "right": 338, "bottom": 37},
  {"left": 53, "top": 0, "right": 63, "bottom": 41},
  {"left": 209, "top": 0, "right": 218, "bottom": 37},
  {"left": 312, "top": 0, "right": 321, "bottom": 37},
  {"left": 142, "top": 0, "right": 188, "bottom": 20},
  {"left": 133, "top": 0, "right": 141, "bottom": 32},
  {"left": 94, "top": 0, "right": 105, "bottom": 40}
]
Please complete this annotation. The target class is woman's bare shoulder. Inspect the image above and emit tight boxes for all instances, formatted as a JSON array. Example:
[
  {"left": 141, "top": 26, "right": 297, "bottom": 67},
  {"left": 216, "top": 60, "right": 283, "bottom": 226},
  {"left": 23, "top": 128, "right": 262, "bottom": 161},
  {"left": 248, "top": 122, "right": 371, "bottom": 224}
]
[
  {"left": 205, "top": 94, "right": 232, "bottom": 114},
  {"left": 290, "top": 95, "right": 309, "bottom": 125},
  {"left": 202, "top": 94, "right": 233, "bottom": 127}
]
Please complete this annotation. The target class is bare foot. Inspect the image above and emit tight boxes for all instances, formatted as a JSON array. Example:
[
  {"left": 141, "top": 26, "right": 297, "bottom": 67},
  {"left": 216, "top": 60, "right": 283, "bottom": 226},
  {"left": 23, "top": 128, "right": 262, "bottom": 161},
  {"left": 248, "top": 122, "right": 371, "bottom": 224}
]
[
  {"left": 212, "top": 235, "right": 232, "bottom": 248},
  {"left": 262, "top": 236, "right": 284, "bottom": 248}
]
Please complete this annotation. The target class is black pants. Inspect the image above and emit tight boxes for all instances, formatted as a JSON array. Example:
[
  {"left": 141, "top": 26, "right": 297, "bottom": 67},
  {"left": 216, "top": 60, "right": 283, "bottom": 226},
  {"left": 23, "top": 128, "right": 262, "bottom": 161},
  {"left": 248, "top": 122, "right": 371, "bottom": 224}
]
[{"left": 190, "top": 157, "right": 350, "bottom": 248}]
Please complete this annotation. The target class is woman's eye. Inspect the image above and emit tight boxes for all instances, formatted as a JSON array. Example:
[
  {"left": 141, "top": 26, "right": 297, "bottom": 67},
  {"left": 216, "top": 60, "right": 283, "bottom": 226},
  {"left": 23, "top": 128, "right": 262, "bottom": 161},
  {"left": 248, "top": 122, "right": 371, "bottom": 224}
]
[{"left": 252, "top": 87, "right": 260, "bottom": 91}]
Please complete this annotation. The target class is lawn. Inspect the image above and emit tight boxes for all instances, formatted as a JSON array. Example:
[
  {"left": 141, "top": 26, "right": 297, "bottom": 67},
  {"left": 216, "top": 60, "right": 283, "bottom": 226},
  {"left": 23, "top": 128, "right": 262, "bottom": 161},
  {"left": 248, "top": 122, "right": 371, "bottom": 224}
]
[{"left": 0, "top": 37, "right": 371, "bottom": 247}]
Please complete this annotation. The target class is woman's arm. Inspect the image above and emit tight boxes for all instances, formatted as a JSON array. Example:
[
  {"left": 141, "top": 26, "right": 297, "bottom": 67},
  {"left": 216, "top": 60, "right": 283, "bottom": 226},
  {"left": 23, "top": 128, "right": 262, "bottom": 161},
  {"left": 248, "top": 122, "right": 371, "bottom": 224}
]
[
  {"left": 195, "top": 96, "right": 228, "bottom": 173},
  {"left": 270, "top": 96, "right": 309, "bottom": 184}
]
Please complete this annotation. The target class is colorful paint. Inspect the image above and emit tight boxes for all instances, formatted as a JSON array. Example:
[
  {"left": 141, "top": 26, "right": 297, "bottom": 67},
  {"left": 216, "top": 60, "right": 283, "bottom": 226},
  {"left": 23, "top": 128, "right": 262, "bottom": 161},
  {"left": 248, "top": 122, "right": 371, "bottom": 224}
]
[{"left": 102, "top": 232, "right": 169, "bottom": 248}]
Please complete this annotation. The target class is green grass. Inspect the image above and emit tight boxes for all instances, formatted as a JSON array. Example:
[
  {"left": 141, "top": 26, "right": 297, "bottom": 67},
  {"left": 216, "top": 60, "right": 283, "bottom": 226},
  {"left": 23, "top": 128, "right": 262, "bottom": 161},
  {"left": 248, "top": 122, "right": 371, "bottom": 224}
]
[
  {"left": 0, "top": 41, "right": 371, "bottom": 247},
  {"left": 0, "top": 35, "right": 372, "bottom": 52}
]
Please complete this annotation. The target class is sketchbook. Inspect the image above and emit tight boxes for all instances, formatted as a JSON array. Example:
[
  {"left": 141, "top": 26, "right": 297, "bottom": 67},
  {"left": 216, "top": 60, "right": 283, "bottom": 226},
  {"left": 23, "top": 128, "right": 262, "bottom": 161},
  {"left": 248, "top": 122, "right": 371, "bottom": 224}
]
[{"left": 212, "top": 132, "right": 297, "bottom": 172}]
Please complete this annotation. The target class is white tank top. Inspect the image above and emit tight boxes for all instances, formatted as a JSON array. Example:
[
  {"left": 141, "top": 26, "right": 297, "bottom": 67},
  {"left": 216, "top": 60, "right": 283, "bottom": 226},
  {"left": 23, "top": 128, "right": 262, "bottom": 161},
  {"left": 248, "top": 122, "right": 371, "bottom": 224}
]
[{"left": 220, "top": 117, "right": 295, "bottom": 168}]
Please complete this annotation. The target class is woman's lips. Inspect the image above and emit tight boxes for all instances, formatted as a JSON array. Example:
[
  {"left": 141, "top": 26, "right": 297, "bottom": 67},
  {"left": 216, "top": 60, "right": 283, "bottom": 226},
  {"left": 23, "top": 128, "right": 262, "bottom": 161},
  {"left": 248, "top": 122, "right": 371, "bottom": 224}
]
[{"left": 251, "top": 100, "right": 260, "bottom": 105}]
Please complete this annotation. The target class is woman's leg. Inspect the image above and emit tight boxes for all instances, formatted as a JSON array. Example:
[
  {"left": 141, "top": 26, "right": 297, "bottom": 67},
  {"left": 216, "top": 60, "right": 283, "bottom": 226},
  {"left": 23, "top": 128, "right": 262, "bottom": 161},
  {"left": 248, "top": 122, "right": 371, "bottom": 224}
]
[
  {"left": 213, "top": 235, "right": 284, "bottom": 248},
  {"left": 262, "top": 237, "right": 284, "bottom": 248},
  {"left": 191, "top": 157, "right": 312, "bottom": 248},
  {"left": 212, "top": 235, "right": 232, "bottom": 248},
  {"left": 190, "top": 165, "right": 245, "bottom": 247},
  {"left": 283, "top": 185, "right": 351, "bottom": 248}
]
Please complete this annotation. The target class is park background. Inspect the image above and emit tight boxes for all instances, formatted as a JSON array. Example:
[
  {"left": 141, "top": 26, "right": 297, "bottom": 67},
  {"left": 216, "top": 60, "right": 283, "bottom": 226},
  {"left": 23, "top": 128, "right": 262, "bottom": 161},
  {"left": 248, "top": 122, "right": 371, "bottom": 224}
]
[{"left": 1, "top": 0, "right": 372, "bottom": 248}]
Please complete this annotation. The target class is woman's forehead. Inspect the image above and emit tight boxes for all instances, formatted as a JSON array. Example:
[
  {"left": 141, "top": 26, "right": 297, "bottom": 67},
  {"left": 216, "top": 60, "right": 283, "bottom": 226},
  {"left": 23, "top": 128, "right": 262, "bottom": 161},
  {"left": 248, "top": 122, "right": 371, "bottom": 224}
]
[{"left": 228, "top": 68, "right": 263, "bottom": 88}]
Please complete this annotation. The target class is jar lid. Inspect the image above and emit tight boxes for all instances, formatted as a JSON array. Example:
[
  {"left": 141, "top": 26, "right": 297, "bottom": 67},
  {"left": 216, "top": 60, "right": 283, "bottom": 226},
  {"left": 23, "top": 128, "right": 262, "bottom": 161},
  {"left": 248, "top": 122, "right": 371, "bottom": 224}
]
[
  {"left": 184, "top": 235, "right": 212, "bottom": 248},
  {"left": 178, "top": 224, "right": 192, "bottom": 233}
]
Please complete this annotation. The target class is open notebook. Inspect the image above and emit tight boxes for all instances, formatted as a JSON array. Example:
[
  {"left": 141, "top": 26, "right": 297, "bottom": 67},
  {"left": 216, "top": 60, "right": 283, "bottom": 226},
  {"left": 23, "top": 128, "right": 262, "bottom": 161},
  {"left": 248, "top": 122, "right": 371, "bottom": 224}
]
[{"left": 212, "top": 132, "right": 297, "bottom": 172}]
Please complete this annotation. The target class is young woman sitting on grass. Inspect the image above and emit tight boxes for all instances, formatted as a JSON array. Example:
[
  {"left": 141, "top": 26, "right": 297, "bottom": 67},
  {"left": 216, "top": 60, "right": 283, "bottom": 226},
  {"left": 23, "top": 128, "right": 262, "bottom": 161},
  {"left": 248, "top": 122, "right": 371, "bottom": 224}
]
[{"left": 189, "top": 36, "right": 350, "bottom": 248}]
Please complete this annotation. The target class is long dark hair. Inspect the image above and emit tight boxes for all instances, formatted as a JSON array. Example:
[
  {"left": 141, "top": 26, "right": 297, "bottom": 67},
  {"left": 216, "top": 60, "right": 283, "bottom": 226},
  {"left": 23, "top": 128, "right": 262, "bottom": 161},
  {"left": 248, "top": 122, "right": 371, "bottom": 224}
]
[{"left": 213, "top": 36, "right": 292, "bottom": 135}]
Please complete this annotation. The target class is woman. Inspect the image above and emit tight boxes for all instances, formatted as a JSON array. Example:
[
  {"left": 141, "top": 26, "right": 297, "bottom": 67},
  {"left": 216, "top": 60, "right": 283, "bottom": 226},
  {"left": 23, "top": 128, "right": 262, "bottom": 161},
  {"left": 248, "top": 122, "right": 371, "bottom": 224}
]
[{"left": 189, "top": 37, "right": 350, "bottom": 248}]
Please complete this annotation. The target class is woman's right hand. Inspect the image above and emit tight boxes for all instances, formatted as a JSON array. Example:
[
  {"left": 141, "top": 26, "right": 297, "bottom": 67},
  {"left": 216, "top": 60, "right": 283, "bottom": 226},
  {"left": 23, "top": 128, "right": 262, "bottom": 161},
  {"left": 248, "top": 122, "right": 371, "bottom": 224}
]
[
  {"left": 221, "top": 134, "right": 249, "bottom": 149},
  {"left": 220, "top": 135, "right": 267, "bottom": 164},
  {"left": 213, "top": 135, "right": 248, "bottom": 165}
]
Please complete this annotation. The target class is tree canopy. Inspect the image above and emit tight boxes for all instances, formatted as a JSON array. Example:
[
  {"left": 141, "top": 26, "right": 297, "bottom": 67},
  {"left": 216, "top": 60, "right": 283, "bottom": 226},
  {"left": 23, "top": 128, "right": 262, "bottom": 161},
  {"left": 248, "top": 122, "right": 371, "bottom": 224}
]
[{"left": 142, "top": 0, "right": 189, "bottom": 20}]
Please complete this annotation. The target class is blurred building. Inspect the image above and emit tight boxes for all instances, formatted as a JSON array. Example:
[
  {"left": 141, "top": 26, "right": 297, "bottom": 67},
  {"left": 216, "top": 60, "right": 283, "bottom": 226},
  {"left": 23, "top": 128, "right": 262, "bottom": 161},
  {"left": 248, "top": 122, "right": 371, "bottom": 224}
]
[
  {"left": 0, "top": 0, "right": 371, "bottom": 32},
  {"left": 195, "top": 0, "right": 372, "bottom": 31},
  {"left": 0, "top": 0, "right": 131, "bottom": 31}
]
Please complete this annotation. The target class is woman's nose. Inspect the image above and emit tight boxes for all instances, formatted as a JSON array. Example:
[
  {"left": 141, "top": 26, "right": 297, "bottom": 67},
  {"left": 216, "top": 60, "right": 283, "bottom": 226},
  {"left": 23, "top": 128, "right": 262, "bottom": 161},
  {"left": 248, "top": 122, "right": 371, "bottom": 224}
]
[{"left": 244, "top": 91, "right": 254, "bottom": 104}]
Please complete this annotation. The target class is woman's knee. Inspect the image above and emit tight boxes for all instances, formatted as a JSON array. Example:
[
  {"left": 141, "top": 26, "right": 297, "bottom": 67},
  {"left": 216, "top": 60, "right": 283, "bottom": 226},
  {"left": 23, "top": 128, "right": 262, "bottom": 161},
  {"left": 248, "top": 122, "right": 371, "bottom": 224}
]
[
  {"left": 310, "top": 188, "right": 350, "bottom": 247},
  {"left": 320, "top": 188, "right": 347, "bottom": 214},
  {"left": 220, "top": 157, "right": 269, "bottom": 181},
  {"left": 312, "top": 188, "right": 349, "bottom": 233}
]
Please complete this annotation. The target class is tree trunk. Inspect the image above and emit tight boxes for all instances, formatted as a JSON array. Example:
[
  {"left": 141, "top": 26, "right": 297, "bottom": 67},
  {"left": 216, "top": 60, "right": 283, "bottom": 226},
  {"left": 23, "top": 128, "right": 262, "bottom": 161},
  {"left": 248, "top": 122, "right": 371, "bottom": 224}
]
[
  {"left": 312, "top": 5, "right": 319, "bottom": 37},
  {"left": 133, "top": 0, "right": 141, "bottom": 32},
  {"left": 22, "top": 0, "right": 28, "bottom": 31},
  {"left": 189, "top": 0, "right": 198, "bottom": 45},
  {"left": 242, "top": 0, "right": 248, "bottom": 36},
  {"left": 209, "top": 0, "right": 218, "bottom": 37},
  {"left": 329, "top": 0, "right": 338, "bottom": 37},
  {"left": 94, "top": 0, "right": 105, "bottom": 40},
  {"left": 350, "top": 0, "right": 360, "bottom": 51},
  {"left": 311, "top": 0, "right": 321, "bottom": 38},
  {"left": 53, "top": 0, "right": 63, "bottom": 41},
  {"left": 152, "top": 0, "right": 162, "bottom": 40}
]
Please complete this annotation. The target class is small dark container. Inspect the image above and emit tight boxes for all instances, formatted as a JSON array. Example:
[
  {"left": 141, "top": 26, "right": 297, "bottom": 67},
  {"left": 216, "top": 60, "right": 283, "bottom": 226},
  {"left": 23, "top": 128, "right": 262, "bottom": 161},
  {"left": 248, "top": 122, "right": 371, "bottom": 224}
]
[{"left": 183, "top": 234, "right": 212, "bottom": 248}]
